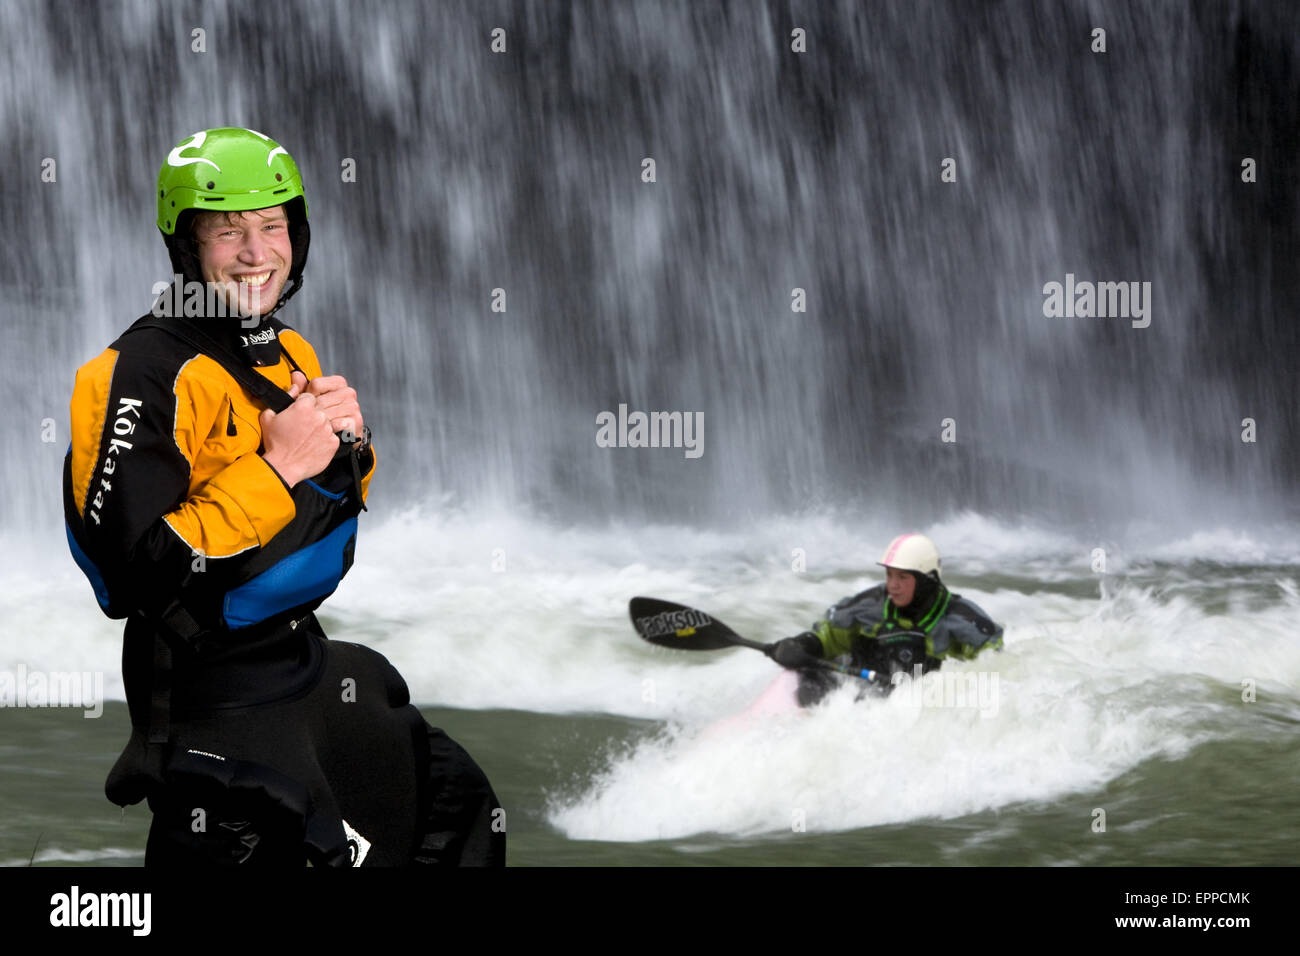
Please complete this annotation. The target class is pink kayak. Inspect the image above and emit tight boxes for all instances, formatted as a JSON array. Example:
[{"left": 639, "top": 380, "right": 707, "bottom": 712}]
[{"left": 700, "top": 670, "right": 804, "bottom": 738}]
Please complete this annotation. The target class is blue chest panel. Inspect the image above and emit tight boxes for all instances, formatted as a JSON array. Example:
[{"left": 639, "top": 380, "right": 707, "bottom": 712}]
[{"left": 223, "top": 518, "right": 358, "bottom": 630}]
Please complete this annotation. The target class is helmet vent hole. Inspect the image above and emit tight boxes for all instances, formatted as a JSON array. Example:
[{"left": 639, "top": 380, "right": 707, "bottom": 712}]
[{"left": 273, "top": 187, "right": 287, "bottom": 194}]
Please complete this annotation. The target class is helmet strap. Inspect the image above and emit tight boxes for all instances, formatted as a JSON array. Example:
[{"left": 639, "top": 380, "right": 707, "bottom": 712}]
[{"left": 258, "top": 274, "right": 303, "bottom": 323}]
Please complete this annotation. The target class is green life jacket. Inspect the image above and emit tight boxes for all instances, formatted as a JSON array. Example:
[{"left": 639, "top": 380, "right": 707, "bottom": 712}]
[{"left": 866, "top": 587, "right": 952, "bottom": 653}]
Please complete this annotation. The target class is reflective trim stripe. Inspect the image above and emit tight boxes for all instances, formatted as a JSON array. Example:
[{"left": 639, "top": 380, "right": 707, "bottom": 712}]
[
  {"left": 916, "top": 589, "right": 951, "bottom": 632},
  {"left": 878, "top": 588, "right": 949, "bottom": 637}
]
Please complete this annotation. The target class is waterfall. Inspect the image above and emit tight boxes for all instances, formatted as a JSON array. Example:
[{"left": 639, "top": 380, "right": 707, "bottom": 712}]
[{"left": 3, "top": 0, "right": 1295, "bottom": 537}]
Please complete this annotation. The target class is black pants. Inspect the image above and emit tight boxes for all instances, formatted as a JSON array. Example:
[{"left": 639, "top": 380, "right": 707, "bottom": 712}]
[
  {"left": 113, "top": 624, "right": 505, "bottom": 867},
  {"left": 143, "top": 722, "right": 505, "bottom": 867}
]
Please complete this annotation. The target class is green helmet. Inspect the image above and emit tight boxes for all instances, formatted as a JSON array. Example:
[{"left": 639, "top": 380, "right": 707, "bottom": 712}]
[
  {"left": 156, "top": 127, "right": 311, "bottom": 311},
  {"left": 157, "top": 127, "right": 307, "bottom": 233}
]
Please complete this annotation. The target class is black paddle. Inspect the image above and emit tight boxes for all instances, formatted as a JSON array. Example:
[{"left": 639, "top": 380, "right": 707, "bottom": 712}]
[{"left": 628, "top": 596, "right": 880, "bottom": 681}]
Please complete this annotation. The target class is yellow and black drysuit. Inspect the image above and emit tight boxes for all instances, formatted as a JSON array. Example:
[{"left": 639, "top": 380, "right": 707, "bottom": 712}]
[{"left": 64, "top": 296, "right": 504, "bottom": 866}]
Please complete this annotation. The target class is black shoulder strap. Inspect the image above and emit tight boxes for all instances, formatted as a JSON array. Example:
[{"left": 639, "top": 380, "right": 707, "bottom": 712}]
[
  {"left": 113, "top": 317, "right": 296, "bottom": 765},
  {"left": 124, "top": 315, "right": 293, "bottom": 413}
]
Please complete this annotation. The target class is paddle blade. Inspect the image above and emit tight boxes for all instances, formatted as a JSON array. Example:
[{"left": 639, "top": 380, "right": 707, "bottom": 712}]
[{"left": 628, "top": 597, "right": 742, "bottom": 651}]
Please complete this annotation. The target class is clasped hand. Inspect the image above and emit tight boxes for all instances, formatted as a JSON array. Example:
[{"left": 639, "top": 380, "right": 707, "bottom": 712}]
[{"left": 260, "top": 371, "right": 366, "bottom": 487}]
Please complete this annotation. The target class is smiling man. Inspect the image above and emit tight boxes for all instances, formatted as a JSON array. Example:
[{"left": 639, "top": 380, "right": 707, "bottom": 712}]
[
  {"left": 194, "top": 203, "right": 293, "bottom": 319},
  {"left": 63, "top": 127, "right": 504, "bottom": 867}
]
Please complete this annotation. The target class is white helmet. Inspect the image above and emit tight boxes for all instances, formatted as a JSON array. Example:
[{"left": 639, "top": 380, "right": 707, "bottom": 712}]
[{"left": 877, "top": 533, "right": 941, "bottom": 579}]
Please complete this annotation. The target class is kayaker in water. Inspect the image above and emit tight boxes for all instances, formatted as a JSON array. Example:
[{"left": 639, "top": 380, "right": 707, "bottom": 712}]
[
  {"left": 767, "top": 533, "right": 1003, "bottom": 706},
  {"left": 63, "top": 127, "right": 504, "bottom": 866}
]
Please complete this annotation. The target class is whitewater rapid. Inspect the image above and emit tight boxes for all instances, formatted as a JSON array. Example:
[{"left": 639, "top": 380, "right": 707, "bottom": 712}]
[{"left": 7, "top": 508, "right": 1298, "bottom": 841}]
